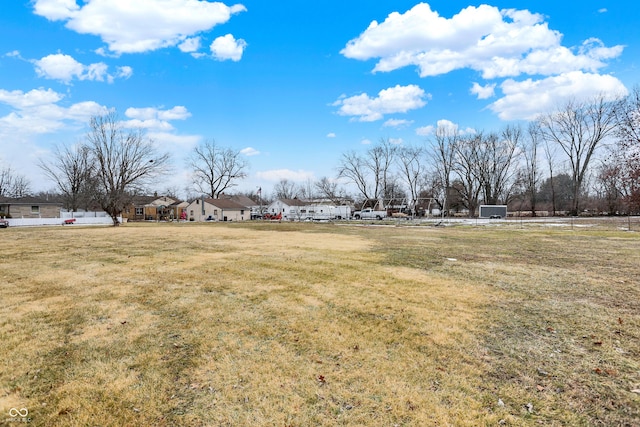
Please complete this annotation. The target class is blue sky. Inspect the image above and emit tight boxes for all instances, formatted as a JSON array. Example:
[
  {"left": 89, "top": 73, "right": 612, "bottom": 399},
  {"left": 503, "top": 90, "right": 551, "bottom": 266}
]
[{"left": 1, "top": 1, "right": 637, "bottom": 197}]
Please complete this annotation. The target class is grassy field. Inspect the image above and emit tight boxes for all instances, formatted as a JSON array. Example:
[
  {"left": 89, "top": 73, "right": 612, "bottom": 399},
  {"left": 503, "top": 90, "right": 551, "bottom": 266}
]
[{"left": 0, "top": 220, "right": 639, "bottom": 426}]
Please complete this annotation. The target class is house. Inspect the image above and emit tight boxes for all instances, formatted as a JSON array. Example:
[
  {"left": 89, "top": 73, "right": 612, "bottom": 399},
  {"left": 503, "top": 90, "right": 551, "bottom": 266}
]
[
  {"left": 265, "top": 198, "right": 311, "bottom": 221},
  {"left": 122, "top": 195, "right": 180, "bottom": 221},
  {"left": 0, "top": 196, "right": 63, "bottom": 219},
  {"left": 185, "top": 197, "right": 249, "bottom": 222},
  {"left": 170, "top": 200, "right": 190, "bottom": 221},
  {"left": 221, "top": 194, "right": 261, "bottom": 219}
]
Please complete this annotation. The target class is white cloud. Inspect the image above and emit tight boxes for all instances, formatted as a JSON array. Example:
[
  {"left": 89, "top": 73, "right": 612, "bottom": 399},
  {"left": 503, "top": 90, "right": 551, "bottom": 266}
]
[
  {"left": 0, "top": 88, "right": 62, "bottom": 109},
  {"left": 33, "top": 54, "right": 84, "bottom": 82},
  {"left": 125, "top": 106, "right": 190, "bottom": 120},
  {"left": 84, "top": 62, "right": 109, "bottom": 81},
  {"left": 435, "top": 119, "right": 460, "bottom": 134},
  {"left": 179, "top": 37, "right": 201, "bottom": 53},
  {"left": 65, "top": 101, "right": 111, "bottom": 121},
  {"left": 416, "top": 120, "right": 476, "bottom": 137},
  {"left": 0, "top": 88, "right": 108, "bottom": 136},
  {"left": 0, "top": 86, "right": 199, "bottom": 192},
  {"left": 116, "top": 66, "right": 133, "bottom": 79},
  {"left": 341, "top": 3, "right": 623, "bottom": 79},
  {"left": 326, "top": 132, "right": 336, "bottom": 138},
  {"left": 470, "top": 82, "right": 496, "bottom": 99},
  {"left": 256, "top": 169, "right": 315, "bottom": 182},
  {"left": 159, "top": 106, "right": 191, "bottom": 120},
  {"left": 33, "top": 0, "right": 247, "bottom": 55},
  {"left": 333, "top": 84, "right": 429, "bottom": 122},
  {"left": 389, "top": 138, "right": 403, "bottom": 145},
  {"left": 361, "top": 138, "right": 372, "bottom": 145},
  {"left": 383, "top": 118, "right": 414, "bottom": 128},
  {"left": 33, "top": 53, "right": 132, "bottom": 83},
  {"left": 33, "top": 0, "right": 80, "bottom": 21},
  {"left": 147, "top": 131, "right": 200, "bottom": 149},
  {"left": 415, "top": 125, "right": 434, "bottom": 136},
  {"left": 123, "top": 119, "right": 175, "bottom": 131},
  {"left": 122, "top": 106, "right": 191, "bottom": 130},
  {"left": 488, "top": 71, "right": 628, "bottom": 120},
  {"left": 240, "top": 147, "right": 260, "bottom": 156},
  {"left": 123, "top": 108, "right": 201, "bottom": 158},
  {"left": 580, "top": 38, "right": 623, "bottom": 61},
  {"left": 433, "top": 119, "right": 475, "bottom": 135},
  {"left": 210, "top": 34, "right": 247, "bottom": 61}
]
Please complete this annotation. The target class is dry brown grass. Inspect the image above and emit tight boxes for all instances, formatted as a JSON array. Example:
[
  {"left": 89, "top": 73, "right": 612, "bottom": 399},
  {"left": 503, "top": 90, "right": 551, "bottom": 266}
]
[{"left": 1, "top": 221, "right": 639, "bottom": 426}]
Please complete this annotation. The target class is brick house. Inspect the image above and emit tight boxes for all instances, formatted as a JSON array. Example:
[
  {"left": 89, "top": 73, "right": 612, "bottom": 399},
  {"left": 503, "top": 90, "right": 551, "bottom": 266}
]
[{"left": 0, "top": 196, "right": 63, "bottom": 219}]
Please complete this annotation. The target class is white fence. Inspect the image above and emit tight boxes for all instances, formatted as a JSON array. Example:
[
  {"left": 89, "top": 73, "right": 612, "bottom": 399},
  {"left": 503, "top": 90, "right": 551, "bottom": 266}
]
[
  {"left": 60, "top": 211, "right": 110, "bottom": 219},
  {"left": 5, "top": 214, "right": 119, "bottom": 227}
]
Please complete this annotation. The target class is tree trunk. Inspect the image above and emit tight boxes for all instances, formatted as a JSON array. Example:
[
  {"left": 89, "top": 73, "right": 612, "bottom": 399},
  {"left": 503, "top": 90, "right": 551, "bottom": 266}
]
[{"left": 550, "top": 173, "right": 556, "bottom": 216}]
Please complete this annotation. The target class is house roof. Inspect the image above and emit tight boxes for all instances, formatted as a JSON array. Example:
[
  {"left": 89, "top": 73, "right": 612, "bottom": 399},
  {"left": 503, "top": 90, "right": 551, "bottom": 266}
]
[
  {"left": 224, "top": 194, "right": 258, "bottom": 206},
  {"left": 204, "top": 198, "right": 248, "bottom": 210},
  {"left": 130, "top": 195, "right": 178, "bottom": 206},
  {"left": 0, "top": 196, "right": 63, "bottom": 205},
  {"left": 130, "top": 195, "right": 158, "bottom": 206},
  {"left": 278, "top": 198, "right": 310, "bottom": 207}
]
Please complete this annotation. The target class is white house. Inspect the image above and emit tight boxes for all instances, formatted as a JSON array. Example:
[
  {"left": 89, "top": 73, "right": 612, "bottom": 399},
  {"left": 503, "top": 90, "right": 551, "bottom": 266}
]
[
  {"left": 265, "top": 199, "right": 352, "bottom": 221},
  {"left": 186, "top": 197, "right": 249, "bottom": 222},
  {"left": 265, "top": 198, "right": 311, "bottom": 221},
  {"left": 221, "top": 194, "right": 261, "bottom": 219}
]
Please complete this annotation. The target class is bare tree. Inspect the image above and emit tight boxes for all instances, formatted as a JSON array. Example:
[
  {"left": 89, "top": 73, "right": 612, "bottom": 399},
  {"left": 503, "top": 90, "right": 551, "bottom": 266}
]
[
  {"left": 0, "top": 165, "right": 31, "bottom": 198},
  {"left": 594, "top": 160, "right": 623, "bottom": 215},
  {"left": 453, "top": 134, "right": 483, "bottom": 217},
  {"left": 538, "top": 173, "right": 574, "bottom": 213},
  {"left": 615, "top": 86, "right": 640, "bottom": 145},
  {"left": 474, "top": 126, "right": 520, "bottom": 205},
  {"left": 542, "top": 139, "right": 558, "bottom": 216},
  {"left": 538, "top": 96, "right": 619, "bottom": 215},
  {"left": 273, "top": 178, "right": 299, "bottom": 200},
  {"left": 188, "top": 140, "right": 248, "bottom": 198},
  {"left": 314, "top": 177, "right": 345, "bottom": 205},
  {"left": 86, "top": 112, "right": 170, "bottom": 226},
  {"left": 396, "top": 145, "right": 425, "bottom": 215},
  {"left": 298, "top": 178, "right": 316, "bottom": 201},
  {"left": 39, "top": 143, "right": 96, "bottom": 211},
  {"left": 520, "top": 122, "right": 543, "bottom": 216},
  {"left": 367, "top": 138, "right": 397, "bottom": 203},
  {"left": 337, "top": 151, "right": 374, "bottom": 202},
  {"left": 337, "top": 139, "right": 397, "bottom": 208},
  {"left": 162, "top": 185, "right": 184, "bottom": 200},
  {"left": 430, "top": 122, "right": 461, "bottom": 216},
  {"left": 612, "top": 86, "right": 640, "bottom": 213}
]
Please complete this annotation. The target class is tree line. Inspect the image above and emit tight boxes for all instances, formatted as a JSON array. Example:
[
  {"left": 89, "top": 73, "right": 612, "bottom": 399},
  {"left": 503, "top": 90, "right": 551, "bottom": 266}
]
[
  {"left": 2, "top": 89, "right": 639, "bottom": 225},
  {"left": 272, "top": 90, "right": 640, "bottom": 217},
  {"left": 329, "top": 91, "right": 639, "bottom": 217}
]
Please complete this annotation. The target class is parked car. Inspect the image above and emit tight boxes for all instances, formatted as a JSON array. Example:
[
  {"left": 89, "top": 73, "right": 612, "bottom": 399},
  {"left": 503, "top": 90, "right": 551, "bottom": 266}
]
[
  {"left": 353, "top": 208, "right": 386, "bottom": 220},
  {"left": 0, "top": 219, "right": 8, "bottom": 228}
]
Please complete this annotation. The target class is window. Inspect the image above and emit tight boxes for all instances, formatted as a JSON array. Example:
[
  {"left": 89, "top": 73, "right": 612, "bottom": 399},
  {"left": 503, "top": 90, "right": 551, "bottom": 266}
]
[
  {"left": 213, "top": 209, "right": 218, "bottom": 215},
  {"left": 31, "top": 206, "right": 40, "bottom": 214},
  {"left": 135, "top": 207, "right": 143, "bottom": 216}
]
